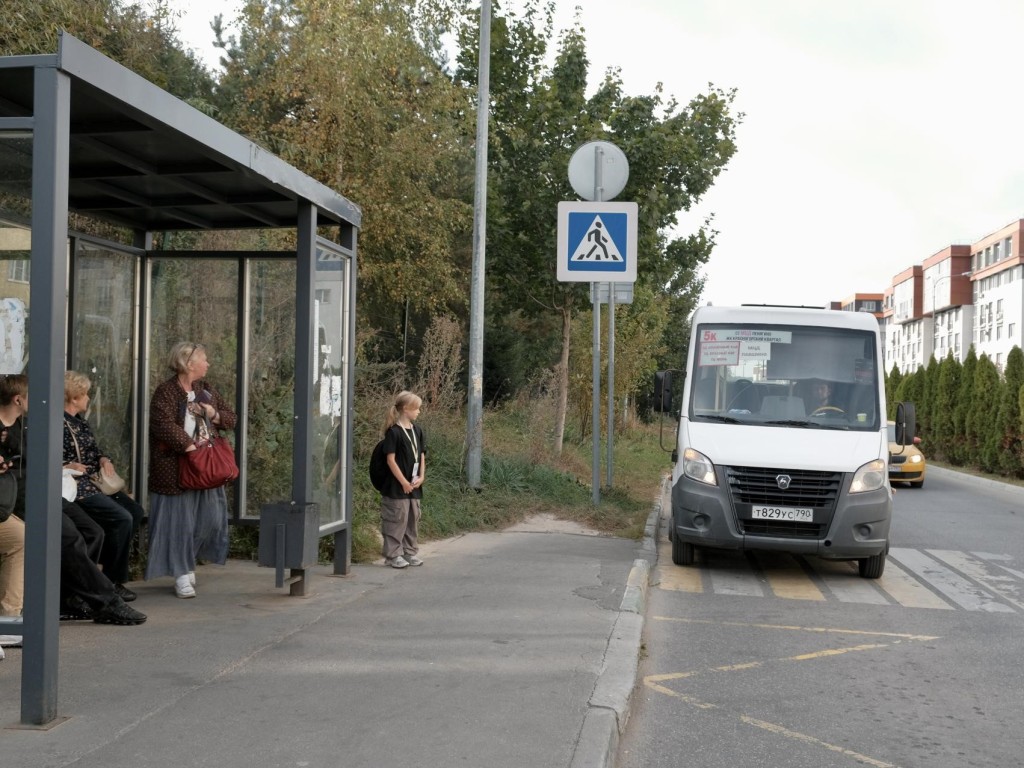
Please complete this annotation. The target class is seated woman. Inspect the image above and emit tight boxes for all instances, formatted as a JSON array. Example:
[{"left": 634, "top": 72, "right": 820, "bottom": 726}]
[{"left": 63, "top": 370, "right": 145, "bottom": 603}]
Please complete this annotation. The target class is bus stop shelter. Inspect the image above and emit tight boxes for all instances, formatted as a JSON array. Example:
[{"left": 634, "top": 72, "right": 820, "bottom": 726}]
[{"left": 0, "top": 33, "right": 361, "bottom": 726}]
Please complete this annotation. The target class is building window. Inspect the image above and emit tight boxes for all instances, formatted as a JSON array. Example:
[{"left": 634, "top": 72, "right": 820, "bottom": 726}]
[
  {"left": 7, "top": 260, "right": 29, "bottom": 283},
  {"left": 1010, "top": 323, "right": 1016, "bottom": 338}
]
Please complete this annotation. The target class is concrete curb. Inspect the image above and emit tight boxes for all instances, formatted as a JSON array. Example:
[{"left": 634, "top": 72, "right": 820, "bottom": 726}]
[
  {"left": 569, "top": 490, "right": 662, "bottom": 768},
  {"left": 928, "top": 464, "right": 1024, "bottom": 498}
]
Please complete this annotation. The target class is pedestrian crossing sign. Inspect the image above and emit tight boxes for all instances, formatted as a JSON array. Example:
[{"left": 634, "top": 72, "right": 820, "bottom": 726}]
[{"left": 557, "top": 201, "right": 638, "bottom": 282}]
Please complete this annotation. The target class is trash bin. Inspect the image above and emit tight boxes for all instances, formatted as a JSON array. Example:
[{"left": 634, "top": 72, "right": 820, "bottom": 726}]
[{"left": 258, "top": 503, "right": 319, "bottom": 570}]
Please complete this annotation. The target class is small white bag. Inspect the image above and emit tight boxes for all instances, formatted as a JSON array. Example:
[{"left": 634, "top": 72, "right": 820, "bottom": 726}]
[{"left": 62, "top": 468, "right": 81, "bottom": 503}]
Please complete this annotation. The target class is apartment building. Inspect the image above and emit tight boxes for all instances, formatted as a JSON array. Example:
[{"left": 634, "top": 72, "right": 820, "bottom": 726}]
[
  {"left": 970, "top": 219, "right": 1024, "bottom": 371},
  {"left": 844, "top": 219, "right": 1024, "bottom": 374}
]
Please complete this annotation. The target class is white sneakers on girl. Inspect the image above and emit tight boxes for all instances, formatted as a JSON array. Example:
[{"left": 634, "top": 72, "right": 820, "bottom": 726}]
[{"left": 174, "top": 574, "right": 196, "bottom": 598}]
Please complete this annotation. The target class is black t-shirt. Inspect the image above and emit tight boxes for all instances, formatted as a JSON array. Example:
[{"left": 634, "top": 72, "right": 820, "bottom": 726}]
[
  {"left": 380, "top": 423, "right": 426, "bottom": 500},
  {"left": 0, "top": 416, "right": 26, "bottom": 518}
]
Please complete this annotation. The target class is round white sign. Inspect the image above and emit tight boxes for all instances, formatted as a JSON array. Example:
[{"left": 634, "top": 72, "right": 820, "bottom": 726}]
[{"left": 568, "top": 140, "right": 629, "bottom": 201}]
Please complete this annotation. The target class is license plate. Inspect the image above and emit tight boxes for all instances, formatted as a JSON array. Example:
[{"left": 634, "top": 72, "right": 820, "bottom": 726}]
[
  {"left": 751, "top": 506, "right": 814, "bottom": 522},
  {"left": 889, "top": 465, "right": 902, "bottom": 472}
]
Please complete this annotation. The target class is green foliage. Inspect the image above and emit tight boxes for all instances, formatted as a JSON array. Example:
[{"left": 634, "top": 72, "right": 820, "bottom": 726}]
[
  {"left": 968, "top": 355, "right": 1000, "bottom": 472},
  {"left": 951, "top": 347, "right": 978, "bottom": 464},
  {"left": 886, "top": 363, "right": 903, "bottom": 419},
  {"left": 324, "top": 398, "right": 659, "bottom": 565},
  {"left": 0, "top": 0, "right": 217, "bottom": 108},
  {"left": 931, "top": 353, "right": 960, "bottom": 462},
  {"left": 454, "top": 1, "right": 740, "bottom": 445},
  {"left": 215, "top": 0, "right": 473, "bottom": 321},
  {"left": 990, "top": 346, "right": 1024, "bottom": 476}
]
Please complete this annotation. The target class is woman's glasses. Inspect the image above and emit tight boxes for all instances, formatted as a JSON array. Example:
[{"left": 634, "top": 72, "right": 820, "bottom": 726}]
[{"left": 185, "top": 343, "right": 205, "bottom": 366}]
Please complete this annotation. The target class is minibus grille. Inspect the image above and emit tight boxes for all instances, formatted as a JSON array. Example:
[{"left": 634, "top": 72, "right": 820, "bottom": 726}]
[{"left": 726, "top": 465, "right": 842, "bottom": 539}]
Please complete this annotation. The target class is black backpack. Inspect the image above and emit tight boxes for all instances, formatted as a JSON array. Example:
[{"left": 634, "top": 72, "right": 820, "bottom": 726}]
[{"left": 369, "top": 439, "right": 388, "bottom": 492}]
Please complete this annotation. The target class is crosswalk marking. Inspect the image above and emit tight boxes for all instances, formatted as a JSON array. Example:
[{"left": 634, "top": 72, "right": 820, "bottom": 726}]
[
  {"left": 655, "top": 541, "right": 1023, "bottom": 612},
  {"left": 760, "top": 553, "right": 825, "bottom": 601},
  {"left": 930, "top": 550, "right": 1024, "bottom": 611},
  {"left": 708, "top": 567, "right": 764, "bottom": 597},
  {"left": 889, "top": 548, "right": 1014, "bottom": 613},
  {"left": 875, "top": 558, "right": 953, "bottom": 610},
  {"left": 814, "top": 560, "right": 891, "bottom": 605}
]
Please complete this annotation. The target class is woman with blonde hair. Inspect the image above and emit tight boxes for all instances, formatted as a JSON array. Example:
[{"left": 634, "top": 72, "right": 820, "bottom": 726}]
[
  {"left": 378, "top": 391, "right": 426, "bottom": 569},
  {"left": 146, "top": 342, "right": 236, "bottom": 598},
  {"left": 63, "top": 370, "right": 144, "bottom": 603}
]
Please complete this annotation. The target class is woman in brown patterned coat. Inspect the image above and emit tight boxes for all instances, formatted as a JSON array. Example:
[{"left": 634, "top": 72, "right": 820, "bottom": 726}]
[{"left": 145, "top": 342, "right": 237, "bottom": 598}]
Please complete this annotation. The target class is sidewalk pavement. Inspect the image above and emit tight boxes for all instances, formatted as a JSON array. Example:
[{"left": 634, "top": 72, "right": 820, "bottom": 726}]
[{"left": 0, "top": 501, "right": 659, "bottom": 768}]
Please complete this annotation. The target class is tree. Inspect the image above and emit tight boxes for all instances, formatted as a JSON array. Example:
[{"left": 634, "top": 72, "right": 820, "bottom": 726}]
[
  {"left": 886, "top": 363, "right": 903, "bottom": 419},
  {"left": 951, "top": 347, "right": 978, "bottom": 465},
  {"left": 454, "top": 2, "right": 739, "bottom": 453},
  {"left": 0, "top": 0, "right": 216, "bottom": 107},
  {"left": 215, "top": 0, "right": 474, "bottom": 329},
  {"left": 989, "top": 345, "right": 1024, "bottom": 476},
  {"left": 967, "top": 354, "right": 999, "bottom": 471},
  {"left": 918, "top": 357, "right": 939, "bottom": 439},
  {"left": 931, "top": 352, "right": 960, "bottom": 462}
]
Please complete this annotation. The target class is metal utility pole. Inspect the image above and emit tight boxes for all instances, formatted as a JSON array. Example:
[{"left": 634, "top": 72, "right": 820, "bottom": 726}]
[{"left": 466, "top": 1, "right": 491, "bottom": 488}]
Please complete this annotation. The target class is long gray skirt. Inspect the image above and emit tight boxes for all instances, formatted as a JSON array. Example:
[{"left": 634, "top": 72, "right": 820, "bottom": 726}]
[{"left": 145, "top": 488, "right": 229, "bottom": 580}]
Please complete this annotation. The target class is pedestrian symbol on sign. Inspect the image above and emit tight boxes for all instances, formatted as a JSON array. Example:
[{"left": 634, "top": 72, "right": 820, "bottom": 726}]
[
  {"left": 572, "top": 217, "right": 623, "bottom": 262},
  {"left": 556, "top": 201, "right": 637, "bottom": 283}
]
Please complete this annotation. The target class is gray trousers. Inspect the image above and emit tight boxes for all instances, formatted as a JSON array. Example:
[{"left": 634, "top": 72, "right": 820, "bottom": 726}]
[{"left": 380, "top": 497, "right": 421, "bottom": 560}]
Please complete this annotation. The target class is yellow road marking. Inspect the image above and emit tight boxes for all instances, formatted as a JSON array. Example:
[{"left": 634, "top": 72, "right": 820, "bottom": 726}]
[
  {"left": 741, "top": 716, "right": 902, "bottom": 768},
  {"left": 761, "top": 553, "right": 826, "bottom": 601},
  {"left": 643, "top": 618, "right": 933, "bottom": 768},
  {"left": 765, "top": 565, "right": 827, "bottom": 602},
  {"left": 652, "top": 616, "right": 940, "bottom": 642},
  {"left": 655, "top": 541, "right": 703, "bottom": 592}
]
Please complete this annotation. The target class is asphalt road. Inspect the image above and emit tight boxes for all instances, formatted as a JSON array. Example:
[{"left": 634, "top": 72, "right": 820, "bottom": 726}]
[{"left": 618, "top": 467, "right": 1024, "bottom": 768}]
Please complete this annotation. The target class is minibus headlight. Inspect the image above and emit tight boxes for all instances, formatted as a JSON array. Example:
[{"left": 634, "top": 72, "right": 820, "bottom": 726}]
[
  {"left": 682, "top": 447, "right": 717, "bottom": 486},
  {"left": 851, "top": 459, "right": 886, "bottom": 493}
]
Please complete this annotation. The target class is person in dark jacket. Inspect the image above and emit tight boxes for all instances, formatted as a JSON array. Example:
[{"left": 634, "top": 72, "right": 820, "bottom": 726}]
[
  {"left": 146, "top": 342, "right": 237, "bottom": 598},
  {"left": 0, "top": 374, "right": 145, "bottom": 626},
  {"left": 63, "top": 370, "right": 144, "bottom": 603}
]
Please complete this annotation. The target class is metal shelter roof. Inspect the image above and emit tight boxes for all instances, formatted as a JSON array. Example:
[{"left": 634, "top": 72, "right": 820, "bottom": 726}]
[{"left": 0, "top": 32, "right": 361, "bottom": 233}]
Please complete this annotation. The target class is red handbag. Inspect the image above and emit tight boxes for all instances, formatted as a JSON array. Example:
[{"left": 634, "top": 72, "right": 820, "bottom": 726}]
[{"left": 178, "top": 435, "right": 239, "bottom": 490}]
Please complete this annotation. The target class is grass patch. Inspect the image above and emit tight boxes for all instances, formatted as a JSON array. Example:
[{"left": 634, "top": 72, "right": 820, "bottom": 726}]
[{"left": 343, "top": 408, "right": 670, "bottom": 563}]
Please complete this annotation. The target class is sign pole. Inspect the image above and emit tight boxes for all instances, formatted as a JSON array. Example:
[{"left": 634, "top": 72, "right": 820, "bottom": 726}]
[
  {"left": 562, "top": 139, "right": 633, "bottom": 505},
  {"left": 592, "top": 285, "right": 601, "bottom": 504},
  {"left": 607, "top": 280, "right": 615, "bottom": 487},
  {"left": 591, "top": 145, "right": 604, "bottom": 504}
]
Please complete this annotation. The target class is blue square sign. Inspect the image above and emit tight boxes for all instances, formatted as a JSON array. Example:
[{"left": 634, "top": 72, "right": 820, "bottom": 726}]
[{"left": 557, "top": 201, "right": 638, "bottom": 282}]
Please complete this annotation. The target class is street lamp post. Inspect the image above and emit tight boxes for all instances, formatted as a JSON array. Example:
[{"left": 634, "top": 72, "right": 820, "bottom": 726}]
[
  {"left": 929, "top": 270, "right": 970, "bottom": 360},
  {"left": 929, "top": 270, "right": 971, "bottom": 315}
]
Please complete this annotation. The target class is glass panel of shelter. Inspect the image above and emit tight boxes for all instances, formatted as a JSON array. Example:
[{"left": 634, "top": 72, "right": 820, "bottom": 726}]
[{"left": 0, "top": 221, "right": 353, "bottom": 530}]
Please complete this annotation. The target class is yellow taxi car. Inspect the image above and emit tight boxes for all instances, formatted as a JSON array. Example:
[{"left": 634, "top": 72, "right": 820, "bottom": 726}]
[{"left": 887, "top": 421, "right": 926, "bottom": 488}]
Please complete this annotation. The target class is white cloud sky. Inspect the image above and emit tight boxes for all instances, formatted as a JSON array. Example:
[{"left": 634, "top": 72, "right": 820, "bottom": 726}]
[{"left": 166, "top": 0, "right": 1024, "bottom": 308}]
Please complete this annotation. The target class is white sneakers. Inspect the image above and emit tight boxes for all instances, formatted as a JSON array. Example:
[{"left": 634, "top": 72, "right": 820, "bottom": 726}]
[
  {"left": 174, "top": 574, "right": 196, "bottom": 598},
  {"left": 0, "top": 633, "right": 19, "bottom": 660},
  {"left": 386, "top": 555, "right": 424, "bottom": 568}
]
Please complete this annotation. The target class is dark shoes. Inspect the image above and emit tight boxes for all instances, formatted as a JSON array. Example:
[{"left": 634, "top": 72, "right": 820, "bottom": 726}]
[
  {"left": 114, "top": 583, "right": 137, "bottom": 602},
  {"left": 60, "top": 595, "right": 96, "bottom": 621},
  {"left": 93, "top": 598, "right": 146, "bottom": 626},
  {"left": 61, "top": 594, "right": 146, "bottom": 625}
]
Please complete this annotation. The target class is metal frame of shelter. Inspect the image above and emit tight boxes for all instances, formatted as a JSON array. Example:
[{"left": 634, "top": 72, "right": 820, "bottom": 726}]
[{"left": 0, "top": 34, "right": 362, "bottom": 726}]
